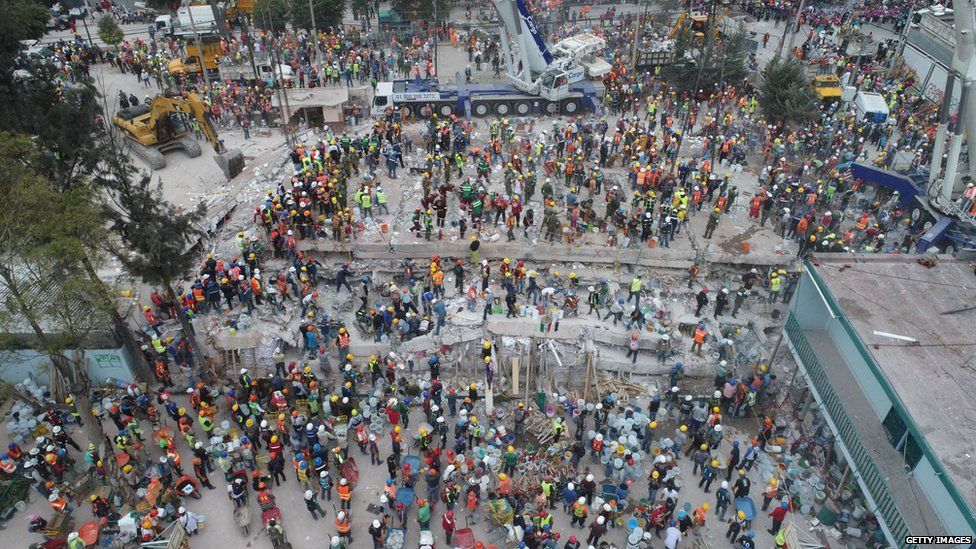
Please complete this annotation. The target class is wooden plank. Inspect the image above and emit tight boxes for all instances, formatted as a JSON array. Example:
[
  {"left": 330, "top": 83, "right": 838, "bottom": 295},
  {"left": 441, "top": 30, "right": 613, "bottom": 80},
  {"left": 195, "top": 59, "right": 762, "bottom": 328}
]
[{"left": 511, "top": 356, "right": 520, "bottom": 396}]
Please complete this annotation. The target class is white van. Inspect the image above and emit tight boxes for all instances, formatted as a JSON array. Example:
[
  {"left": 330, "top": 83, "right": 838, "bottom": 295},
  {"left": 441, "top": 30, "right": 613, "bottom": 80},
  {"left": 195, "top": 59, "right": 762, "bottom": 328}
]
[{"left": 853, "top": 91, "right": 889, "bottom": 123}]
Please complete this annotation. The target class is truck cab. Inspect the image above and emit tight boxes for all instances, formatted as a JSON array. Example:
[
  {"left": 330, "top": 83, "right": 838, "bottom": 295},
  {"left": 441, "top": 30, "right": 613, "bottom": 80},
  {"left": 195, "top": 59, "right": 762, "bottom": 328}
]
[
  {"left": 811, "top": 74, "right": 842, "bottom": 105},
  {"left": 168, "top": 36, "right": 221, "bottom": 77},
  {"left": 371, "top": 81, "right": 394, "bottom": 117}
]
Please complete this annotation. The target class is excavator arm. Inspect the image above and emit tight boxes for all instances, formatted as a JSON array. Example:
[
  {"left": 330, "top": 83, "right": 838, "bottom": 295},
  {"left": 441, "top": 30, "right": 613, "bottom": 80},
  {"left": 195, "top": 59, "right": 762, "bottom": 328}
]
[
  {"left": 146, "top": 93, "right": 224, "bottom": 153},
  {"left": 183, "top": 92, "right": 223, "bottom": 152},
  {"left": 669, "top": 12, "right": 687, "bottom": 40}
]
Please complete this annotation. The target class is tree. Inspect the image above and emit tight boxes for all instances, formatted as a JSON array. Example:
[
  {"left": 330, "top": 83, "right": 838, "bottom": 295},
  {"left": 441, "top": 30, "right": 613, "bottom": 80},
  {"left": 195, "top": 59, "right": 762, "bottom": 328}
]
[
  {"left": 760, "top": 58, "right": 819, "bottom": 125},
  {"left": 0, "top": 132, "right": 112, "bottom": 446},
  {"left": 97, "top": 15, "right": 125, "bottom": 46},
  {"left": 252, "top": 0, "right": 289, "bottom": 31},
  {"left": 290, "top": 0, "right": 344, "bottom": 31},
  {"left": 95, "top": 133, "right": 209, "bottom": 372},
  {"left": 662, "top": 28, "right": 749, "bottom": 94},
  {"left": 0, "top": 0, "right": 54, "bottom": 129}
]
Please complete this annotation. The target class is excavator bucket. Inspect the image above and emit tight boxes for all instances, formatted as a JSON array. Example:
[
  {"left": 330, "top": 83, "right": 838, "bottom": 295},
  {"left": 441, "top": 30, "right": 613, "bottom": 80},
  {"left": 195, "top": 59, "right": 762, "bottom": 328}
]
[{"left": 215, "top": 148, "right": 245, "bottom": 179}]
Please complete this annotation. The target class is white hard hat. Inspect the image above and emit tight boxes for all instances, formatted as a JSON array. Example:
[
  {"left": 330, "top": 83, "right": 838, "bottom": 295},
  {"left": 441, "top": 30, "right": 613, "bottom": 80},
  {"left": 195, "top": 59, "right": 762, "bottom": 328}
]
[
  {"left": 338, "top": 512, "right": 345, "bottom": 520},
  {"left": 305, "top": 490, "right": 314, "bottom": 499},
  {"left": 373, "top": 520, "right": 381, "bottom": 528},
  {"left": 597, "top": 516, "right": 605, "bottom": 524}
]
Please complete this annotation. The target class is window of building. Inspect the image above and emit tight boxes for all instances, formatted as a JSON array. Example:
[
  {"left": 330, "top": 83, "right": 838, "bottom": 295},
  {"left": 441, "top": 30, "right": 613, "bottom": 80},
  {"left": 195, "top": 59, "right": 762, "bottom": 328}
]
[
  {"left": 882, "top": 408, "right": 907, "bottom": 446},
  {"left": 902, "top": 434, "right": 923, "bottom": 469},
  {"left": 882, "top": 408, "right": 923, "bottom": 470}
]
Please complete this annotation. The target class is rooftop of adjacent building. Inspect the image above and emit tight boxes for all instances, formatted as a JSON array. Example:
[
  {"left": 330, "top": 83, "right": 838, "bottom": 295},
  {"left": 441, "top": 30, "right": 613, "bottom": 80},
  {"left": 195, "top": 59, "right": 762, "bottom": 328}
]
[{"left": 809, "top": 254, "right": 976, "bottom": 512}]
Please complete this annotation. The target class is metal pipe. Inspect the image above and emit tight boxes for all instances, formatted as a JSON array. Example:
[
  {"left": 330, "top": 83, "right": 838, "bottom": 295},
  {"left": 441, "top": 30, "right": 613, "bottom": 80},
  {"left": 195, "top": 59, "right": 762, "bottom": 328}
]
[
  {"left": 943, "top": 82, "right": 970, "bottom": 203},
  {"left": 929, "top": 73, "right": 955, "bottom": 184}
]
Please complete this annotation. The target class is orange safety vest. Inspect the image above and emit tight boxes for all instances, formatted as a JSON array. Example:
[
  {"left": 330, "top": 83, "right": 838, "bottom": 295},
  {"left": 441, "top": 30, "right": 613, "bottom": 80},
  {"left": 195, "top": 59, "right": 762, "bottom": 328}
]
[
  {"left": 51, "top": 497, "right": 68, "bottom": 512},
  {"left": 337, "top": 484, "right": 351, "bottom": 501},
  {"left": 336, "top": 518, "right": 351, "bottom": 533},
  {"left": 694, "top": 328, "right": 706, "bottom": 344}
]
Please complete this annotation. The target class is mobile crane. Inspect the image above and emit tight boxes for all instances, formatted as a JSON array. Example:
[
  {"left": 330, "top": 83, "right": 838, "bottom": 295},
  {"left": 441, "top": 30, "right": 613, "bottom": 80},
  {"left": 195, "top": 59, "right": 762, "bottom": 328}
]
[
  {"left": 370, "top": 0, "right": 610, "bottom": 118},
  {"left": 845, "top": 0, "right": 976, "bottom": 253},
  {"left": 112, "top": 92, "right": 225, "bottom": 170}
]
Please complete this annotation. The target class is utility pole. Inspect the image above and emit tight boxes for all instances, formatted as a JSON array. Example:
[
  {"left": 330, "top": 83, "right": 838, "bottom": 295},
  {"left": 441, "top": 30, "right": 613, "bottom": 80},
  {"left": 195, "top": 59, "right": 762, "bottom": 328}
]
[
  {"left": 433, "top": 0, "right": 439, "bottom": 78},
  {"left": 308, "top": 0, "right": 322, "bottom": 71},
  {"left": 262, "top": 8, "right": 294, "bottom": 147},
  {"left": 630, "top": 0, "right": 650, "bottom": 69},
  {"left": 669, "top": 0, "right": 719, "bottom": 173},
  {"left": 777, "top": 0, "right": 806, "bottom": 60},
  {"left": 184, "top": 0, "right": 212, "bottom": 92}
]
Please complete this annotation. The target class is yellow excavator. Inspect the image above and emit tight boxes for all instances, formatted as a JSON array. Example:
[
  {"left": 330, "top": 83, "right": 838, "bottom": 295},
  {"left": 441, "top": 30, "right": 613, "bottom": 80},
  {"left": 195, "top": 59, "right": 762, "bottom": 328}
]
[{"left": 112, "top": 92, "right": 225, "bottom": 170}]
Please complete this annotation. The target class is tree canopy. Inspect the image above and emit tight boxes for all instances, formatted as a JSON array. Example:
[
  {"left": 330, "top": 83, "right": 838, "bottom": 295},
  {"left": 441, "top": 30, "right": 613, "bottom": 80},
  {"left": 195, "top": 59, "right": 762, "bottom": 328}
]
[
  {"left": 252, "top": 0, "right": 289, "bottom": 31},
  {"left": 290, "top": 0, "right": 344, "bottom": 31},
  {"left": 760, "top": 57, "right": 819, "bottom": 125},
  {"left": 97, "top": 15, "right": 125, "bottom": 46},
  {"left": 662, "top": 28, "right": 749, "bottom": 94}
]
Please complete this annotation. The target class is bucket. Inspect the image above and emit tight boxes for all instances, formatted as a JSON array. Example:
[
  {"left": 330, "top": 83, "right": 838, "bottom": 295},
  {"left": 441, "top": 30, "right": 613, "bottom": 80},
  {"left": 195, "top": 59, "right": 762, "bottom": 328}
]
[
  {"left": 381, "top": 223, "right": 389, "bottom": 233},
  {"left": 817, "top": 501, "right": 839, "bottom": 526},
  {"left": 627, "top": 518, "right": 638, "bottom": 531},
  {"left": 742, "top": 241, "right": 751, "bottom": 253}
]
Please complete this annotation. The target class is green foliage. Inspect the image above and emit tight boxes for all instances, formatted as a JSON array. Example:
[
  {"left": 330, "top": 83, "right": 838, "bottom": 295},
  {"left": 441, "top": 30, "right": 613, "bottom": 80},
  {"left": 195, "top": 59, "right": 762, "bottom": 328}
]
[
  {"left": 760, "top": 57, "right": 819, "bottom": 125},
  {"left": 290, "top": 0, "right": 344, "bottom": 31},
  {"left": 9, "top": 64, "right": 104, "bottom": 190},
  {"left": 662, "top": 28, "right": 749, "bottom": 94},
  {"left": 253, "top": 0, "right": 289, "bottom": 31},
  {"left": 0, "top": 132, "right": 109, "bottom": 353},
  {"left": 97, "top": 15, "right": 125, "bottom": 45},
  {"left": 0, "top": 0, "right": 52, "bottom": 125},
  {"left": 95, "top": 137, "right": 205, "bottom": 290}
]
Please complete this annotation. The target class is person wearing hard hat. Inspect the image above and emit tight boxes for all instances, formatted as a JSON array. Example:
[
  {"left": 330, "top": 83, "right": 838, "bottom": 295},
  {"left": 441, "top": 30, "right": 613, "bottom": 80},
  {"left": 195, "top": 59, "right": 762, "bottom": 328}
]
[
  {"left": 66, "top": 532, "right": 84, "bottom": 549},
  {"left": 586, "top": 514, "right": 607, "bottom": 545},
  {"left": 369, "top": 518, "right": 387, "bottom": 549}
]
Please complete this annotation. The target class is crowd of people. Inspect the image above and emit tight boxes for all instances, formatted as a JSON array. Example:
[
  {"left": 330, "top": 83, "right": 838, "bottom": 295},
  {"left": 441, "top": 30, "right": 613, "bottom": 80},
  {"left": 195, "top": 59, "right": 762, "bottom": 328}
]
[{"left": 10, "top": 0, "right": 951, "bottom": 547}]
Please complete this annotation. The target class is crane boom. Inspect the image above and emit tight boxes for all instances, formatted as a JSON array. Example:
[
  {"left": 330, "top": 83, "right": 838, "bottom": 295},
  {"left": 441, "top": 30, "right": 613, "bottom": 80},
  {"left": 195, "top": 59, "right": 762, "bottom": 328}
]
[
  {"left": 492, "top": 0, "right": 553, "bottom": 92},
  {"left": 938, "top": 0, "right": 976, "bottom": 203}
]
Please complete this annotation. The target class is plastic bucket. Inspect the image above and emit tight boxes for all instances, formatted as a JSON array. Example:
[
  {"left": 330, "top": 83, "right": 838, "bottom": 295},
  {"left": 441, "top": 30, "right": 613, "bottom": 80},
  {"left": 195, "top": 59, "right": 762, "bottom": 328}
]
[
  {"left": 627, "top": 518, "right": 638, "bottom": 531},
  {"left": 742, "top": 241, "right": 751, "bottom": 253}
]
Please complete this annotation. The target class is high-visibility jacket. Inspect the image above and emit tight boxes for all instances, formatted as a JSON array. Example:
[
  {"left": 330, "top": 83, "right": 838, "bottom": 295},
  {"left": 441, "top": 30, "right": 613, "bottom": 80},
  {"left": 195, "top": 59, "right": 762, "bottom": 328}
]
[
  {"left": 337, "top": 484, "right": 351, "bottom": 501},
  {"left": 693, "top": 328, "right": 706, "bottom": 344},
  {"left": 336, "top": 517, "right": 351, "bottom": 533}
]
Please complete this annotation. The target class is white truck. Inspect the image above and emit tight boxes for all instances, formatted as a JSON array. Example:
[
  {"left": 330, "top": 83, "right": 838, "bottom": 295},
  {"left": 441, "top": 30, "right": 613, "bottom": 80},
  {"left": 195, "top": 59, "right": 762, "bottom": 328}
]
[
  {"left": 219, "top": 59, "right": 294, "bottom": 86},
  {"left": 154, "top": 5, "right": 219, "bottom": 37},
  {"left": 852, "top": 91, "right": 890, "bottom": 123},
  {"left": 371, "top": 0, "right": 610, "bottom": 118}
]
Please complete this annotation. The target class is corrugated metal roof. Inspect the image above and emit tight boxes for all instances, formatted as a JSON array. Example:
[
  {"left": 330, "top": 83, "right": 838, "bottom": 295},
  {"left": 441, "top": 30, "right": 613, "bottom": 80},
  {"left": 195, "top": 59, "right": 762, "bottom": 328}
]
[{"left": 0, "top": 265, "right": 105, "bottom": 337}]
